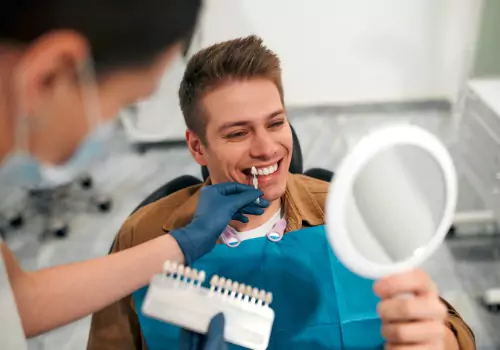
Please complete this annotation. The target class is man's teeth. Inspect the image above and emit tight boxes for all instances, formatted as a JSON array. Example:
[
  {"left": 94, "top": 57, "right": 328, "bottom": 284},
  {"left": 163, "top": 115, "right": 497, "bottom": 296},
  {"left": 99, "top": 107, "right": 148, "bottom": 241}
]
[{"left": 253, "top": 163, "right": 278, "bottom": 176}]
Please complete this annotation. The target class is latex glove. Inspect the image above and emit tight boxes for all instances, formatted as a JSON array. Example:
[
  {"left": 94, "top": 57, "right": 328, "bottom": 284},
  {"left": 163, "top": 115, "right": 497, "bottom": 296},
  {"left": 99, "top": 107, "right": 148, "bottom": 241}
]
[
  {"left": 170, "top": 182, "right": 269, "bottom": 265},
  {"left": 179, "top": 313, "right": 227, "bottom": 350},
  {"left": 374, "top": 269, "right": 455, "bottom": 350}
]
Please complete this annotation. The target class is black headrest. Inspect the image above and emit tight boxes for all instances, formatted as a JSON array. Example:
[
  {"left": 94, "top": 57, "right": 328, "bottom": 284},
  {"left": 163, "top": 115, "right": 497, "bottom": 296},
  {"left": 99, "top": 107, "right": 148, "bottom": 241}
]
[{"left": 201, "top": 124, "right": 303, "bottom": 181}]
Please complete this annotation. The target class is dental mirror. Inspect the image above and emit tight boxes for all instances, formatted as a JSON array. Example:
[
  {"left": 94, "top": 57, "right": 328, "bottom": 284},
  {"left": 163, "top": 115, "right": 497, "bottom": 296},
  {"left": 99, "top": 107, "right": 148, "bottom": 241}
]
[{"left": 325, "top": 125, "right": 457, "bottom": 280}]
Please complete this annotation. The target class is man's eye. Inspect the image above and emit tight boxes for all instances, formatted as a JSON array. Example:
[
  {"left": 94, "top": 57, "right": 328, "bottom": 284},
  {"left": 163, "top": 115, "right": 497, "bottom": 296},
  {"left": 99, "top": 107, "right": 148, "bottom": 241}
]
[
  {"left": 270, "top": 121, "right": 284, "bottom": 128},
  {"left": 226, "top": 131, "right": 247, "bottom": 139}
]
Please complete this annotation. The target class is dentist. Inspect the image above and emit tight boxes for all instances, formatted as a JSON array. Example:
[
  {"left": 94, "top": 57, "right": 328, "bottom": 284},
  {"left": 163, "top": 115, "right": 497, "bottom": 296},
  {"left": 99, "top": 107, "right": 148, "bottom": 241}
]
[{"left": 0, "top": 1, "right": 266, "bottom": 349}]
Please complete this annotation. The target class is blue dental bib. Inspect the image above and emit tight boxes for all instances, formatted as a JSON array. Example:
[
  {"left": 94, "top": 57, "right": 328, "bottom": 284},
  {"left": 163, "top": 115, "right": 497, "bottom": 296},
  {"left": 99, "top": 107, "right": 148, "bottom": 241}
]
[{"left": 133, "top": 226, "right": 384, "bottom": 349}]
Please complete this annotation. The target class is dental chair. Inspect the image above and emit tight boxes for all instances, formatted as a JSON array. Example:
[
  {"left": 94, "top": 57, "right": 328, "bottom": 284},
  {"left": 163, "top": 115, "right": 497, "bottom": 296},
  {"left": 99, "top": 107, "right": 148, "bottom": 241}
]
[
  {"left": 4, "top": 173, "right": 112, "bottom": 239},
  {"left": 0, "top": 215, "right": 6, "bottom": 240}
]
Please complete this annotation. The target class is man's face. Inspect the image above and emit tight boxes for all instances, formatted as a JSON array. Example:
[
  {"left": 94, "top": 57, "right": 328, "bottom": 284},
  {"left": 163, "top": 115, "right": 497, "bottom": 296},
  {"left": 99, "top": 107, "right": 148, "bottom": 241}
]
[{"left": 188, "top": 78, "right": 293, "bottom": 202}]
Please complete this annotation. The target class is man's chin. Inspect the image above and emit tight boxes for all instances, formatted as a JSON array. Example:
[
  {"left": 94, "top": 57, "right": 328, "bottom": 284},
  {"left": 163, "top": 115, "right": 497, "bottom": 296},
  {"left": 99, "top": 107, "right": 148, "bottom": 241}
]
[{"left": 261, "top": 187, "right": 286, "bottom": 203}]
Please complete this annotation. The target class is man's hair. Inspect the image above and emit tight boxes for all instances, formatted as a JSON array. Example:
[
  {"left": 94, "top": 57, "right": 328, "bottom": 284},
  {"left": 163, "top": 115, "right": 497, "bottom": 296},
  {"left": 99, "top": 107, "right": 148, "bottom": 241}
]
[
  {"left": 0, "top": 0, "right": 201, "bottom": 74},
  {"left": 179, "top": 35, "right": 283, "bottom": 143}
]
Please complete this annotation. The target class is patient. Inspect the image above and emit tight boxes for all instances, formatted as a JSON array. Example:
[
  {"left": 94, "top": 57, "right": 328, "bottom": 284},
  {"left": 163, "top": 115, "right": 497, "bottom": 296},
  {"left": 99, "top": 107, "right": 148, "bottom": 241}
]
[{"left": 87, "top": 36, "right": 475, "bottom": 349}]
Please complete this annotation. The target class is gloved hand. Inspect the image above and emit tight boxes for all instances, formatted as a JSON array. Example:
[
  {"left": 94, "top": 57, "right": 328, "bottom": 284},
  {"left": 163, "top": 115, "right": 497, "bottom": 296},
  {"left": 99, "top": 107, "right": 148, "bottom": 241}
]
[
  {"left": 179, "top": 313, "right": 227, "bottom": 350},
  {"left": 170, "top": 182, "right": 269, "bottom": 265}
]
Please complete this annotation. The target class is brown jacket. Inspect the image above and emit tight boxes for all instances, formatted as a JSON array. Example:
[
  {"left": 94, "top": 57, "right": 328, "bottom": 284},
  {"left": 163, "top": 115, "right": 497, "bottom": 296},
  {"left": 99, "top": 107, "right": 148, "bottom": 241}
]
[{"left": 87, "top": 174, "right": 475, "bottom": 350}]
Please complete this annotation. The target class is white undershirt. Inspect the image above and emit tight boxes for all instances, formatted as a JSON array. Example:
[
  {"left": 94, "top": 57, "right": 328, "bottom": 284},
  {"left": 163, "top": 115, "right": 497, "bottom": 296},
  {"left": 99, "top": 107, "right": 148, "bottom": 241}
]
[{"left": 233, "top": 208, "right": 284, "bottom": 241}]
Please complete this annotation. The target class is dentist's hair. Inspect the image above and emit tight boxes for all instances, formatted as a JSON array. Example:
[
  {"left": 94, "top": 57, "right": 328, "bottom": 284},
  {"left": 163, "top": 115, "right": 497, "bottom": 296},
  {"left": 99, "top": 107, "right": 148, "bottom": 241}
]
[
  {"left": 0, "top": 0, "right": 201, "bottom": 74},
  {"left": 179, "top": 35, "right": 284, "bottom": 143}
]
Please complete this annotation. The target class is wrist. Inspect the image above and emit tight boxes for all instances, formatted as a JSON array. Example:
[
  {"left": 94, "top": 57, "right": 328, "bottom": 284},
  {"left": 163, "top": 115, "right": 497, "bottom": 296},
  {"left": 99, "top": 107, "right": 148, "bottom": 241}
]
[
  {"left": 161, "top": 234, "right": 186, "bottom": 265},
  {"left": 168, "top": 227, "right": 195, "bottom": 266}
]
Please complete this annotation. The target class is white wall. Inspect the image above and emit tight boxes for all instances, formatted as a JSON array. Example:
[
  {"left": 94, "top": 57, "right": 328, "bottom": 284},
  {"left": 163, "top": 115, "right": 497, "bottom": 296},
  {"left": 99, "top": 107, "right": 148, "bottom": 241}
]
[
  {"left": 122, "top": 0, "right": 482, "bottom": 142},
  {"left": 121, "top": 53, "right": 187, "bottom": 142},
  {"left": 198, "top": 0, "right": 482, "bottom": 107}
]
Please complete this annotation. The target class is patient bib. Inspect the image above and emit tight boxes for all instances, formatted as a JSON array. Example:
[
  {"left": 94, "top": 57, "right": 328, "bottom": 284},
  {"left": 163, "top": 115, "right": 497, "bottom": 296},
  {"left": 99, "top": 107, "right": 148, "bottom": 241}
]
[{"left": 133, "top": 225, "right": 384, "bottom": 349}]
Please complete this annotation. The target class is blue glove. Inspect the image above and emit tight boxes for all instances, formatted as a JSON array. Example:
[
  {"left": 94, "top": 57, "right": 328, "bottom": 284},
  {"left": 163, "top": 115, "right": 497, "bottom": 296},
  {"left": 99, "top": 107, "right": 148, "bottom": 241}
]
[
  {"left": 180, "top": 313, "right": 227, "bottom": 350},
  {"left": 170, "top": 182, "right": 269, "bottom": 265}
]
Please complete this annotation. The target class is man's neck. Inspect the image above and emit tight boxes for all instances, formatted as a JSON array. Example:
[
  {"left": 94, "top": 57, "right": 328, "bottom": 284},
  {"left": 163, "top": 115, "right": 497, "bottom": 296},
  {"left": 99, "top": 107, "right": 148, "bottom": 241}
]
[{"left": 230, "top": 198, "right": 282, "bottom": 232}]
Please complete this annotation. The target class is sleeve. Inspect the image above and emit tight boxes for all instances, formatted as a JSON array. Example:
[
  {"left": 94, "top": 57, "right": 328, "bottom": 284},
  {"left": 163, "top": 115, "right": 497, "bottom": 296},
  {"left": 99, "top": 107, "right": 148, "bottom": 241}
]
[
  {"left": 86, "top": 222, "right": 144, "bottom": 350},
  {"left": 441, "top": 297, "right": 476, "bottom": 349}
]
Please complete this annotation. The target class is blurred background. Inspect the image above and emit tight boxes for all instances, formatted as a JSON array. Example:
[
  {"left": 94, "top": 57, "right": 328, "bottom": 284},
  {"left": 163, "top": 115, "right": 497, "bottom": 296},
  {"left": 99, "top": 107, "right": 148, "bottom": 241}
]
[{"left": 1, "top": 0, "right": 500, "bottom": 348}]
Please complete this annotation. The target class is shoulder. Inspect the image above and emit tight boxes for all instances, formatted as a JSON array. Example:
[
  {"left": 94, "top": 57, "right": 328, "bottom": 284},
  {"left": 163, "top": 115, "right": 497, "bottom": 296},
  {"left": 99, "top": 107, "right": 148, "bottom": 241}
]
[
  {"left": 111, "top": 183, "right": 203, "bottom": 252},
  {"left": 289, "top": 173, "right": 330, "bottom": 209},
  {"left": 293, "top": 173, "right": 329, "bottom": 193}
]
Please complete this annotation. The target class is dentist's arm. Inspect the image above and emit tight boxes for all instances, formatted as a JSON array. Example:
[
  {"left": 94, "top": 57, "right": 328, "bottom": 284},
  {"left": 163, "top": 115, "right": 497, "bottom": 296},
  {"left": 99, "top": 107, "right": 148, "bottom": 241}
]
[
  {"left": 3, "top": 183, "right": 268, "bottom": 337},
  {"left": 2, "top": 234, "right": 183, "bottom": 337}
]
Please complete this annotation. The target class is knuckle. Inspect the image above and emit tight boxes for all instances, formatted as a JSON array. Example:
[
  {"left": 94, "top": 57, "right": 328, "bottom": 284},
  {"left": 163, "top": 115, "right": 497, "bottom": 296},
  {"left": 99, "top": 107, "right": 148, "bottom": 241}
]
[
  {"left": 435, "top": 323, "right": 447, "bottom": 338},
  {"left": 431, "top": 298, "right": 448, "bottom": 319},
  {"left": 377, "top": 300, "right": 394, "bottom": 320},
  {"left": 438, "top": 303, "right": 448, "bottom": 319},
  {"left": 414, "top": 268, "right": 433, "bottom": 286},
  {"left": 398, "top": 326, "right": 409, "bottom": 341},
  {"left": 382, "top": 324, "right": 407, "bottom": 342},
  {"left": 376, "top": 302, "right": 386, "bottom": 318},
  {"left": 399, "top": 299, "right": 414, "bottom": 318},
  {"left": 392, "top": 325, "right": 408, "bottom": 342}
]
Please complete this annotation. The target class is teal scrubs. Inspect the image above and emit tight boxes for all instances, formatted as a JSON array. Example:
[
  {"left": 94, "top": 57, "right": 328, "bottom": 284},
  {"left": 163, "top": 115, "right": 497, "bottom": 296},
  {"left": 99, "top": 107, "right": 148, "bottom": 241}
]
[{"left": 133, "top": 225, "right": 384, "bottom": 349}]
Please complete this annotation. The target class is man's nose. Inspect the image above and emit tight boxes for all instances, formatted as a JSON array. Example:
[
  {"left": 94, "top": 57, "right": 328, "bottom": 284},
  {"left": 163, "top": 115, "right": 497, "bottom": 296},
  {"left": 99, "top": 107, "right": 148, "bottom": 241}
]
[{"left": 250, "top": 132, "right": 279, "bottom": 159}]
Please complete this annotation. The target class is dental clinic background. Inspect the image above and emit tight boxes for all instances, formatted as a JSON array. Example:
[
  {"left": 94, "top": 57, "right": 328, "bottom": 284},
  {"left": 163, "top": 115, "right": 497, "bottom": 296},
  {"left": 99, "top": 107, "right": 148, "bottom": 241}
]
[{"left": 1, "top": 0, "right": 499, "bottom": 348}]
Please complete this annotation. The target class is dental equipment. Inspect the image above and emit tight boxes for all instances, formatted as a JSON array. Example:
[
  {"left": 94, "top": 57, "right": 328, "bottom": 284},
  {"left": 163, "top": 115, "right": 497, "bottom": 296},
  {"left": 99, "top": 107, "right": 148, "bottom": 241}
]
[
  {"left": 251, "top": 166, "right": 259, "bottom": 204},
  {"left": 142, "top": 261, "right": 275, "bottom": 350}
]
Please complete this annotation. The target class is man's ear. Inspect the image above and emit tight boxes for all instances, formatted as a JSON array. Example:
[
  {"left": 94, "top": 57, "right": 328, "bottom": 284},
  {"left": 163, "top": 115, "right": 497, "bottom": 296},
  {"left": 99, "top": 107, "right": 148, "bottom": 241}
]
[{"left": 186, "top": 129, "right": 208, "bottom": 166}]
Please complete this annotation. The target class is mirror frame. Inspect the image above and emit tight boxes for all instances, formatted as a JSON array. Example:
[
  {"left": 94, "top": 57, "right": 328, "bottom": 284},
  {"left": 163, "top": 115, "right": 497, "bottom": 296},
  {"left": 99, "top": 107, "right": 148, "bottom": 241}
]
[{"left": 325, "top": 125, "right": 458, "bottom": 280}]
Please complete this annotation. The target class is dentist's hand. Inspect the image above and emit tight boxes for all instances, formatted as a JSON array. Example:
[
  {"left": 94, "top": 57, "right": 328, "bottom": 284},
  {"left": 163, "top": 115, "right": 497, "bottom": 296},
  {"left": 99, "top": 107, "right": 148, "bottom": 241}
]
[
  {"left": 374, "top": 269, "right": 457, "bottom": 350},
  {"left": 180, "top": 313, "right": 228, "bottom": 350},
  {"left": 170, "top": 182, "right": 269, "bottom": 265}
]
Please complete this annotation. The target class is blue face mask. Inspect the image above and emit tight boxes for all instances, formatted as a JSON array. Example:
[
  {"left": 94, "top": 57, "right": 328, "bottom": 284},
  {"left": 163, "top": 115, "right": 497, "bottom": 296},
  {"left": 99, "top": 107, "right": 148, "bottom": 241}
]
[
  {"left": 0, "top": 59, "right": 117, "bottom": 188},
  {"left": 0, "top": 120, "right": 117, "bottom": 188}
]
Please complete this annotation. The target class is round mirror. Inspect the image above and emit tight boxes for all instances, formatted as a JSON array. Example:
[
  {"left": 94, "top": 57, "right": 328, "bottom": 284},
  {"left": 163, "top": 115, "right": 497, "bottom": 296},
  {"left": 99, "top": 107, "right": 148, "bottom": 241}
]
[{"left": 325, "top": 125, "right": 458, "bottom": 280}]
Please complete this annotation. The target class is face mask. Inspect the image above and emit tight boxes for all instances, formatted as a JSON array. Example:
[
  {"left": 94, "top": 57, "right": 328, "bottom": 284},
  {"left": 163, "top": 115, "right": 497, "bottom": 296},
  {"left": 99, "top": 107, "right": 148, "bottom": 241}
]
[
  {"left": 0, "top": 59, "right": 117, "bottom": 188},
  {"left": 0, "top": 121, "right": 116, "bottom": 188}
]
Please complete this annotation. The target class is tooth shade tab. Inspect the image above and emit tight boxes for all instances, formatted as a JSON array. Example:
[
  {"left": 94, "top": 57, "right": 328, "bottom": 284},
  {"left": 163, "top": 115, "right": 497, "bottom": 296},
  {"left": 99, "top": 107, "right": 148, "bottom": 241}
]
[{"left": 251, "top": 166, "right": 258, "bottom": 175}]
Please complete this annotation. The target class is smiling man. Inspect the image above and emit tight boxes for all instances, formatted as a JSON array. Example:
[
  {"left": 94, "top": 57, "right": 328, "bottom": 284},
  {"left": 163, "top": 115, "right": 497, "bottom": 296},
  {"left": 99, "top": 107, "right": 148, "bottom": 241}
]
[
  {"left": 87, "top": 36, "right": 475, "bottom": 350},
  {"left": 178, "top": 36, "right": 292, "bottom": 240}
]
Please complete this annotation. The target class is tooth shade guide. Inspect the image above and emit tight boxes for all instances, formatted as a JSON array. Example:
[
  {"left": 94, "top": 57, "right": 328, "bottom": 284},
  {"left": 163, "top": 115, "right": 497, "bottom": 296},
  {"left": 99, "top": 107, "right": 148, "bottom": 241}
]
[
  {"left": 144, "top": 262, "right": 275, "bottom": 349},
  {"left": 258, "top": 290, "right": 266, "bottom": 306},
  {"left": 238, "top": 284, "right": 246, "bottom": 300},
  {"left": 184, "top": 267, "right": 191, "bottom": 281},
  {"left": 265, "top": 292, "right": 273, "bottom": 305},
  {"left": 197, "top": 270, "right": 206, "bottom": 286},
  {"left": 231, "top": 281, "right": 239, "bottom": 297}
]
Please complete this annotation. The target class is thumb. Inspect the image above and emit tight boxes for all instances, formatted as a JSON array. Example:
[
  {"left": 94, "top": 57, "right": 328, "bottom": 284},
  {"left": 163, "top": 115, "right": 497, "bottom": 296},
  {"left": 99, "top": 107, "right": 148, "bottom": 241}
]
[
  {"left": 228, "top": 189, "right": 265, "bottom": 211},
  {"left": 205, "top": 313, "right": 226, "bottom": 349}
]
